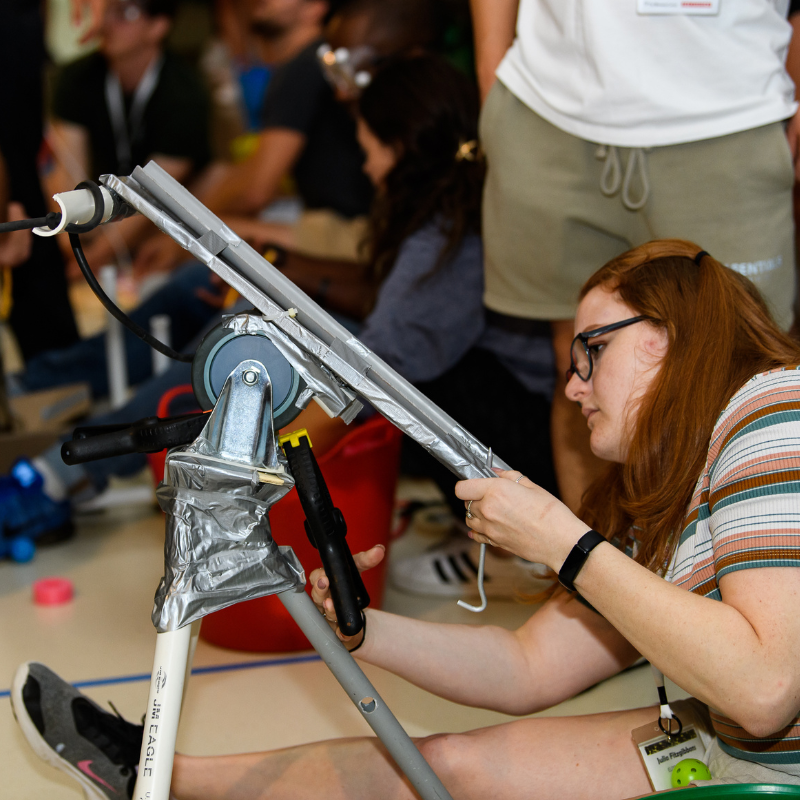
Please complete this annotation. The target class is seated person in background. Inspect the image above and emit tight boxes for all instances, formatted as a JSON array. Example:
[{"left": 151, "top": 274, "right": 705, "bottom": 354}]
[
  {"left": 46, "top": 0, "right": 211, "bottom": 272},
  {"left": 10, "top": 262, "right": 227, "bottom": 400},
  {"left": 133, "top": 0, "right": 440, "bottom": 275},
  {"left": 289, "top": 53, "right": 558, "bottom": 596},
  {"left": 17, "top": 241, "right": 800, "bottom": 798}
]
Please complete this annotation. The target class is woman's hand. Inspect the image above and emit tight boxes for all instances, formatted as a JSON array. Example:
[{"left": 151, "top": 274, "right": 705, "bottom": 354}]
[
  {"left": 0, "top": 202, "right": 32, "bottom": 267},
  {"left": 133, "top": 234, "right": 185, "bottom": 278},
  {"left": 309, "top": 544, "right": 385, "bottom": 648},
  {"left": 455, "top": 470, "right": 591, "bottom": 570}
]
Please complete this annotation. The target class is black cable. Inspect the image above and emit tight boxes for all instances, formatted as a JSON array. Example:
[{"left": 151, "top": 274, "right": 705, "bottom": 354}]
[
  {"left": 0, "top": 216, "right": 48, "bottom": 233},
  {"left": 65, "top": 180, "right": 105, "bottom": 234},
  {"left": 69, "top": 232, "right": 194, "bottom": 364}
]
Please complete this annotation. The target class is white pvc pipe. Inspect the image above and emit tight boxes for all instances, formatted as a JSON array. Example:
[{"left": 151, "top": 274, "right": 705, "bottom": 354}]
[
  {"left": 132, "top": 624, "right": 194, "bottom": 800},
  {"left": 150, "top": 314, "right": 171, "bottom": 376},
  {"left": 100, "top": 265, "right": 129, "bottom": 409},
  {"left": 32, "top": 187, "right": 115, "bottom": 237}
]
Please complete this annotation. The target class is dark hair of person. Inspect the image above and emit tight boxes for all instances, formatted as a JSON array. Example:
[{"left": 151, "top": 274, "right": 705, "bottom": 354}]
[
  {"left": 578, "top": 239, "right": 800, "bottom": 574},
  {"left": 332, "top": 0, "right": 441, "bottom": 52},
  {"left": 358, "top": 54, "right": 484, "bottom": 277},
  {"left": 141, "top": 0, "right": 179, "bottom": 20}
]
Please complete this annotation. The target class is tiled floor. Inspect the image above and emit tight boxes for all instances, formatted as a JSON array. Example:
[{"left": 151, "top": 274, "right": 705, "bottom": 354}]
[{"left": 0, "top": 477, "right": 686, "bottom": 800}]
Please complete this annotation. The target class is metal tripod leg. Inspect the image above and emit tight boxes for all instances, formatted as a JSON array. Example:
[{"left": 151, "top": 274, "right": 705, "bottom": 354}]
[
  {"left": 132, "top": 620, "right": 200, "bottom": 800},
  {"left": 279, "top": 588, "right": 454, "bottom": 800}
]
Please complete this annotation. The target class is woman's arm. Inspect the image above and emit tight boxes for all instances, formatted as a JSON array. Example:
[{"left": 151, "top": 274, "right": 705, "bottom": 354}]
[
  {"left": 312, "top": 548, "right": 639, "bottom": 716},
  {"left": 577, "top": 553, "right": 800, "bottom": 736},
  {"left": 457, "top": 471, "right": 800, "bottom": 736}
]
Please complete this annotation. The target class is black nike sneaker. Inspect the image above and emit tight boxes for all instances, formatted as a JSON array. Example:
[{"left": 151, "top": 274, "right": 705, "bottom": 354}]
[{"left": 11, "top": 662, "right": 143, "bottom": 799}]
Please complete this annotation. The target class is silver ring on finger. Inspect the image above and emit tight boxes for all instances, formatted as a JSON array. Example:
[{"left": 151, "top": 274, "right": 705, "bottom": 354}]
[
  {"left": 515, "top": 473, "right": 525, "bottom": 483},
  {"left": 466, "top": 499, "right": 474, "bottom": 520}
]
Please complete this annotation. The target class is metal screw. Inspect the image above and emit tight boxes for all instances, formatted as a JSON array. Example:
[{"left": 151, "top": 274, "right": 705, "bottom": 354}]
[{"left": 242, "top": 369, "right": 259, "bottom": 385}]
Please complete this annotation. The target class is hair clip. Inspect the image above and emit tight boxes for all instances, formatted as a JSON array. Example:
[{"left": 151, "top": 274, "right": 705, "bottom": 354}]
[{"left": 455, "top": 139, "right": 480, "bottom": 162}]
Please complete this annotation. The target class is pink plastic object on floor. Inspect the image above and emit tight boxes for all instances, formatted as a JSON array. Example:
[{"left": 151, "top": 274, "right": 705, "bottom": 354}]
[{"left": 33, "top": 577, "right": 74, "bottom": 605}]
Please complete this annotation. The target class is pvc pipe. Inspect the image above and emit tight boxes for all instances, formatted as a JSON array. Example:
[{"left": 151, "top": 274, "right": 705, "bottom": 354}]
[
  {"left": 150, "top": 314, "right": 171, "bottom": 376},
  {"left": 279, "top": 589, "right": 454, "bottom": 800},
  {"left": 132, "top": 624, "right": 194, "bottom": 800},
  {"left": 32, "top": 187, "right": 114, "bottom": 237},
  {"left": 100, "top": 265, "right": 129, "bottom": 408}
]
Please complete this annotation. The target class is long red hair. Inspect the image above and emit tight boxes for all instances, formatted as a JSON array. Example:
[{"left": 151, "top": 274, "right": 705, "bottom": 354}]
[{"left": 580, "top": 239, "right": 800, "bottom": 572}]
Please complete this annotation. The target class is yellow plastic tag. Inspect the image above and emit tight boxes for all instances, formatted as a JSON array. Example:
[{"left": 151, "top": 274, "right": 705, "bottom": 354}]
[{"left": 279, "top": 428, "right": 312, "bottom": 449}]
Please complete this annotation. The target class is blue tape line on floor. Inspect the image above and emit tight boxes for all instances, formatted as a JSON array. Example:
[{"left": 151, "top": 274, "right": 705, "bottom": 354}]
[{"left": 0, "top": 653, "right": 321, "bottom": 698}]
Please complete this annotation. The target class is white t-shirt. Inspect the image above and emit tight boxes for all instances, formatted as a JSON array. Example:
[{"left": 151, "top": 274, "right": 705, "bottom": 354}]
[{"left": 496, "top": 0, "right": 797, "bottom": 147}]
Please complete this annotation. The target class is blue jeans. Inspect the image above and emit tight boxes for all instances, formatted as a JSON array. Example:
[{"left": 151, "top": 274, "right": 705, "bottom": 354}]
[
  {"left": 21, "top": 262, "right": 219, "bottom": 399},
  {"left": 42, "top": 296, "right": 362, "bottom": 493}
]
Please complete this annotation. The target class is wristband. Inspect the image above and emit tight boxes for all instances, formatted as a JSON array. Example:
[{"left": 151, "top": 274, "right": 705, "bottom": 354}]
[
  {"left": 347, "top": 611, "right": 367, "bottom": 653},
  {"left": 558, "top": 530, "right": 606, "bottom": 592}
]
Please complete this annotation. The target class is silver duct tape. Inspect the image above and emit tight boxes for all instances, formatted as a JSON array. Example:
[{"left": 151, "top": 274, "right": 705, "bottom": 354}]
[
  {"left": 223, "top": 313, "right": 363, "bottom": 424},
  {"left": 102, "top": 175, "right": 247, "bottom": 287},
  {"left": 349, "top": 378, "right": 484, "bottom": 478},
  {"left": 152, "top": 448, "right": 305, "bottom": 633}
]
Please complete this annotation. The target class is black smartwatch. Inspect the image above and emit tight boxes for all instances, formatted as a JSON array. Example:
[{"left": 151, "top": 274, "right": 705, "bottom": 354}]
[{"left": 558, "top": 529, "right": 606, "bottom": 592}]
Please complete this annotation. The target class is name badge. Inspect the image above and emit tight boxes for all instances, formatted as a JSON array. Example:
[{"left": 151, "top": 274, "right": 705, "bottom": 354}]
[
  {"left": 632, "top": 722, "right": 708, "bottom": 792},
  {"left": 638, "top": 0, "right": 720, "bottom": 14}
]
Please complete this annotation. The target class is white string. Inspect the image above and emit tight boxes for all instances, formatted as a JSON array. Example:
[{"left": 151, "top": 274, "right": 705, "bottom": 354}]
[
  {"left": 457, "top": 543, "right": 488, "bottom": 613},
  {"left": 458, "top": 447, "right": 493, "bottom": 613}
]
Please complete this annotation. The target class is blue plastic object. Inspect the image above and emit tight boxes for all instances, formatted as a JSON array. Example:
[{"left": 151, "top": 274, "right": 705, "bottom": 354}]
[
  {"left": 0, "top": 458, "right": 72, "bottom": 561},
  {"left": 9, "top": 536, "right": 36, "bottom": 563}
]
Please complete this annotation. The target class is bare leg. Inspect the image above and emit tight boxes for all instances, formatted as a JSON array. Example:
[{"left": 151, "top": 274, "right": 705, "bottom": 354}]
[
  {"left": 170, "top": 706, "right": 659, "bottom": 800},
  {"left": 550, "top": 319, "right": 606, "bottom": 514},
  {"left": 171, "top": 737, "right": 417, "bottom": 800}
]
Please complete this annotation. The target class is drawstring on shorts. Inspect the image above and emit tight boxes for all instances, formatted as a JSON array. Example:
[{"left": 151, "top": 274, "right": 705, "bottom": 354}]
[{"left": 595, "top": 144, "right": 651, "bottom": 211}]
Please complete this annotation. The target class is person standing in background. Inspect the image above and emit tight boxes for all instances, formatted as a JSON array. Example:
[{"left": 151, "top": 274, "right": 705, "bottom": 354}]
[
  {"left": 470, "top": 0, "right": 799, "bottom": 513},
  {"left": 0, "top": 0, "right": 81, "bottom": 363}
]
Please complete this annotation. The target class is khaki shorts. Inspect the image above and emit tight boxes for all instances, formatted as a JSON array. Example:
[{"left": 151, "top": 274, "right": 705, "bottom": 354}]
[{"left": 480, "top": 81, "right": 796, "bottom": 329}]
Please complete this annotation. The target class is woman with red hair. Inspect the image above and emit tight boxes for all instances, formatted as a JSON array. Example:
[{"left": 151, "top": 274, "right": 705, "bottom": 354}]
[{"left": 13, "top": 239, "right": 800, "bottom": 798}]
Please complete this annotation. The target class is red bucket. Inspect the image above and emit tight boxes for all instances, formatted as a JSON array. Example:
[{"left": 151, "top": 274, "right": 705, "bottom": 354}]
[{"left": 200, "top": 414, "right": 402, "bottom": 652}]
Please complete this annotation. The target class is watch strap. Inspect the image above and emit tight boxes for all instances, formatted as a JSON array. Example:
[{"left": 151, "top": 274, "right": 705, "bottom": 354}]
[{"left": 558, "top": 529, "right": 606, "bottom": 592}]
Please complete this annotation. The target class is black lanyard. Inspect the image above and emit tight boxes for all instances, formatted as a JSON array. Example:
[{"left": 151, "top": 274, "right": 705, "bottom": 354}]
[{"left": 104, "top": 55, "right": 163, "bottom": 173}]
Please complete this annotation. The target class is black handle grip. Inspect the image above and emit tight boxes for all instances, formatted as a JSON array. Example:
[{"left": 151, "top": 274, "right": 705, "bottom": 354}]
[
  {"left": 283, "top": 436, "right": 369, "bottom": 636},
  {"left": 62, "top": 412, "right": 208, "bottom": 465}
]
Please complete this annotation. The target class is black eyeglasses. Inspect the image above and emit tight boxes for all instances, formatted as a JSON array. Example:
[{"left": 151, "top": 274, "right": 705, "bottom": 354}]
[{"left": 567, "top": 316, "right": 651, "bottom": 382}]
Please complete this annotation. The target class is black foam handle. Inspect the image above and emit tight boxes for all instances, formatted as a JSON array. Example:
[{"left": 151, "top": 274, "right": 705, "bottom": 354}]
[
  {"left": 283, "top": 436, "right": 369, "bottom": 636},
  {"left": 62, "top": 412, "right": 208, "bottom": 465}
]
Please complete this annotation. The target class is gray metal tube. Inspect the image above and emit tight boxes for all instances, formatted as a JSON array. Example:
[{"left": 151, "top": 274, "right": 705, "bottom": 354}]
[{"left": 279, "top": 589, "right": 454, "bottom": 800}]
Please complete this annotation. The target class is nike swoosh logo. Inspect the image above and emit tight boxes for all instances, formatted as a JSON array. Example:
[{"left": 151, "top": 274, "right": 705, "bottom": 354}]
[{"left": 77, "top": 760, "right": 118, "bottom": 793}]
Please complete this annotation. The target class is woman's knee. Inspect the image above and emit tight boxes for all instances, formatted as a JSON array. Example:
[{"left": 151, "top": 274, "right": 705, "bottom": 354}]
[{"left": 418, "top": 732, "right": 478, "bottom": 784}]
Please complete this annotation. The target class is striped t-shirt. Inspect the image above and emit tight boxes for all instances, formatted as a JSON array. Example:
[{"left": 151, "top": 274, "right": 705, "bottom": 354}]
[{"left": 664, "top": 367, "right": 800, "bottom": 766}]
